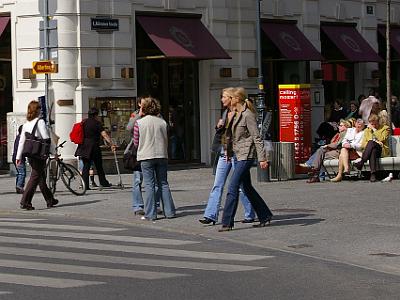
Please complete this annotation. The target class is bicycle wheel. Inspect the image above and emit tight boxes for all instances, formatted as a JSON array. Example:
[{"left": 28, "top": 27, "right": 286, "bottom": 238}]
[
  {"left": 46, "top": 159, "right": 57, "bottom": 194},
  {"left": 60, "top": 163, "right": 86, "bottom": 196}
]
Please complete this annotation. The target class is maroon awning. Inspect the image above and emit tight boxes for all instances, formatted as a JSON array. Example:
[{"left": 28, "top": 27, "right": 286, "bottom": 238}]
[
  {"left": 321, "top": 24, "right": 382, "bottom": 62},
  {"left": 378, "top": 26, "right": 400, "bottom": 56},
  {"left": 0, "top": 17, "right": 10, "bottom": 37},
  {"left": 261, "top": 22, "right": 322, "bottom": 61},
  {"left": 136, "top": 15, "right": 231, "bottom": 59}
]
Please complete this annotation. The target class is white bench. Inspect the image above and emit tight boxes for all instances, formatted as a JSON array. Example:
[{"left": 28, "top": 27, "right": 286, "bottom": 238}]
[{"left": 323, "top": 135, "right": 400, "bottom": 175}]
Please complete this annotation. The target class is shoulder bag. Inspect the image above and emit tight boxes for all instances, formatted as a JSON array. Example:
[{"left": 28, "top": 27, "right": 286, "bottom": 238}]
[
  {"left": 22, "top": 119, "right": 51, "bottom": 160},
  {"left": 123, "top": 139, "right": 140, "bottom": 171}
]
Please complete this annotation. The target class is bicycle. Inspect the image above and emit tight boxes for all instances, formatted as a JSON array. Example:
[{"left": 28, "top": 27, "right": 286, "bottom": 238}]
[{"left": 46, "top": 141, "right": 86, "bottom": 196}]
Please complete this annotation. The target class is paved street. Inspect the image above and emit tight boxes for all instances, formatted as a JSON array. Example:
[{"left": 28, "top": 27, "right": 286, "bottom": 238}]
[
  {"left": 0, "top": 214, "right": 399, "bottom": 300},
  {"left": 0, "top": 168, "right": 399, "bottom": 299}
]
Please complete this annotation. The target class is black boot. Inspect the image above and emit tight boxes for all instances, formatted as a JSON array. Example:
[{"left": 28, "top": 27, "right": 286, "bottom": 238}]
[{"left": 90, "top": 175, "right": 98, "bottom": 187}]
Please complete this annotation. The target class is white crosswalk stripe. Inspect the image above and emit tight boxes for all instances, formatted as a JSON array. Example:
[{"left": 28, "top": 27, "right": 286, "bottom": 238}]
[
  {"left": 0, "top": 259, "right": 186, "bottom": 280},
  {"left": 0, "top": 228, "right": 199, "bottom": 245},
  {"left": 0, "top": 235, "right": 267, "bottom": 261},
  {"left": 0, "top": 221, "right": 125, "bottom": 232},
  {"left": 0, "top": 218, "right": 46, "bottom": 222},
  {"left": 0, "top": 291, "right": 12, "bottom": 295},
  {"left": 0, "top": 273, "right": 104, "bottom": 288},
  {"left": 0, "top": 218, "right": 273, "bottom": 293},
  {"left": 0, "top": 246, "right": 267, "bottom": 272}
]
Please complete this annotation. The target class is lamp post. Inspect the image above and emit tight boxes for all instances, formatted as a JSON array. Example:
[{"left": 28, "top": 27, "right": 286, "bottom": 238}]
[
  {"left": 43, "top": 0, "right": 50, "bottom": 125},
  {"left": 255, "top": 0, "right": 269, "bottom": 182},
  {"left": 386, "top": 0, "right": 392, "bottom": 122}
]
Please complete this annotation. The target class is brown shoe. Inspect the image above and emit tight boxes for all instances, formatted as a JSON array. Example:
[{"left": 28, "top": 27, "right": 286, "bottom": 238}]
[
  {"left": 370, "top": 173, "right": 377, "bottom": 182},
  {"left": 307, "top": 176, "right": 320, "bottom": 183}
]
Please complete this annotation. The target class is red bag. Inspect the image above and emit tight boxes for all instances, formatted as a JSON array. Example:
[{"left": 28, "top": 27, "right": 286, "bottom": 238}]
[{"left": 70, "top": 121, "right": 85, "bottom": 144}]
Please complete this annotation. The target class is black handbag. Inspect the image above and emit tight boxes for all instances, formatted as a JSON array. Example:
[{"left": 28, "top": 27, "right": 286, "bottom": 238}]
[
  {"left": 123, "top": 141, "right": 140, "bottom": 171},
  {"left": 22, "top": 119, "right": 51, "bottom": 161}
]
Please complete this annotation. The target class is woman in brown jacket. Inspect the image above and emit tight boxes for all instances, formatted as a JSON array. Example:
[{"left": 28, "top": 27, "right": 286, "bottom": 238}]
[{"left": 219, "top": 87, "right": 273, "bottom": 231}]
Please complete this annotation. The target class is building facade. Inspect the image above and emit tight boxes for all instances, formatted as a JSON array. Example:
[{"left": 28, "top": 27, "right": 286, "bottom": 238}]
[{"left": 0, "top": 0, "right": 399, "bottom": 169}]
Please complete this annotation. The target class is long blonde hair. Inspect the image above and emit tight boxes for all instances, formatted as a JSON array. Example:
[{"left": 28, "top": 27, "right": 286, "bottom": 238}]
[
  {"left": 232, "top": 87, "right": 256, "bottom": 113},
  {"left": 222, "top": 87, "right": 235, "bottom": 97}
]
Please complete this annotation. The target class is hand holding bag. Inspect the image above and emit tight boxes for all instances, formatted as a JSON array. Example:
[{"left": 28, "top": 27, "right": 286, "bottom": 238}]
[
  {"left": 22, "top": 119, "right": 51, "bottom": 161},
  {"left": 123, "top": 139, "right": 140, "bottom": 171}
]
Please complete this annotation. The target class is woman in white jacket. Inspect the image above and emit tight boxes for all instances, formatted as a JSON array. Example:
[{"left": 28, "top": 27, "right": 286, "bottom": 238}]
[
  {"left": 16, "top": 100, "right": 58, "bottom": 210},
  {"left": 331, "top": 118, "right": 365, "bottom": 182}
]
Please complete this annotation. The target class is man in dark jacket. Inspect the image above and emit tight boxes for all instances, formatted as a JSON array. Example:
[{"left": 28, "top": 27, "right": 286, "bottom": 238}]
[{"left": 75, "top": 107, "right": 115, "bottom": 189}]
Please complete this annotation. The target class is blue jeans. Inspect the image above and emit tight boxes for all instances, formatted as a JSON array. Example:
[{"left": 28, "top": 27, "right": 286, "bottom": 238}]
[
  {"left": 15, "top": 161, "right": 26, "bottom": 189},
  {"left": 141, "top": 158, "right": 176, "bottom": 220},
  {"left": 305, "top": 152, "right": 316, "bottom": 166},
  {"left": 221, "top": 160, "right": 272, "bottom": 227},
  {"left": 203, "top": 155, "right": 255, "bottom": 222},
  {"left": 132, "top": 170, "right": 161, "bottom": 212},
  {"left": 132, "top": 170, "right": 144, "bottom": 211}
]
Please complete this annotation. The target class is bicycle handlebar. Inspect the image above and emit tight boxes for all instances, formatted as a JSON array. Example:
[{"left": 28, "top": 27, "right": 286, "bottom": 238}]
[{"left": 54, "top": 141, "right": 67, "bottom": 153}]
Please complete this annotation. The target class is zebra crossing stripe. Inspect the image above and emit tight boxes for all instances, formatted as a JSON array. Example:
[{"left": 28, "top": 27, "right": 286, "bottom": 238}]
[
  {"left": 0, "top": 236, "right": 267, "bottom": 261},
  {"left": 0, "top": 273, "right": 104, "bottom": 288},
  {"left": 0, "top": 291, "right": 12, "bottom": 295},
  {"left": 0, "top": 246, "right": 269, "bottom": 272},
  {"left": 0, "top": 221, "right": 124, "bottom": 232},
  {"left": 0, "top": 228, "right": 198, "bottom": 246},
  {"left": 0, "top": 259, "right": 186, "bottom": 280},
  {"left": 0, "top": 218, "right": 46, "bottom": 222}
]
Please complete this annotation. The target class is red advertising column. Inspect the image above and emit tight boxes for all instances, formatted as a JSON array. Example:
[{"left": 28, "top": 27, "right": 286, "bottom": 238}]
[{"left": 278, "top": 84, "right": 312, "bottom": 173}]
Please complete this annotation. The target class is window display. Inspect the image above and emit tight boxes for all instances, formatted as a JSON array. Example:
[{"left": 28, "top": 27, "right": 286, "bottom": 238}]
[{"left": 89, "top": 97, "right": 136, "bottom": 148}]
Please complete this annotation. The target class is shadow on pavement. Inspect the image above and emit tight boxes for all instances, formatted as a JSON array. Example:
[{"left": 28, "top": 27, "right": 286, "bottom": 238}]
[
  {"left": 176, "top": 204, "right": 206, "bottom": 211},
  {"left": 269, "top": 217, "right": 325, "bottom": 227},
  {"left": 54, "top": 200, "right": 103, "bottom": 208}
]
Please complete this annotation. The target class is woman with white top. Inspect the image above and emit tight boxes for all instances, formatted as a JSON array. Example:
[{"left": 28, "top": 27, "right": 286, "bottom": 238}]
[
  {"left": 16, "top": 100, "right": 58, "bottom": 210},
  {"left": 133, "top": 97, "right": 176, "bottom": 221},
  {"left": 330, "top": 118, "right": 365, "bottom": 182}
]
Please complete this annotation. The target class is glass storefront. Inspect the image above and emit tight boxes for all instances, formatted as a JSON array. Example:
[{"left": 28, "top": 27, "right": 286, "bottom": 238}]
[
  {"left": 321, "top": 62, "right": 355, "bottom": 119},
  {"left": 137, "top": 59, "right": 200, "bottom": 162},
  {"left": 0, "top": 20, "right": 11, "bottom": 170}
]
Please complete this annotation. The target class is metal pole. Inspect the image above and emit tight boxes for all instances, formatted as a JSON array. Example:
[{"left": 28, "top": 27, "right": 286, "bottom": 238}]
[
  {"left": 386, "top": 0, "right": 392, "bottom": 123},
  {"left": 44, "top": 0, "right": 50, "bottom": 125},
  {"left": 256, "top": 0, "right": 269, "bottom": 182}
]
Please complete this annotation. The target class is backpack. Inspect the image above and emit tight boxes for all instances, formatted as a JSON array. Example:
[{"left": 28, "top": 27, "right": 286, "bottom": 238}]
[{"left": 69, "top": 120, "right": 85, "bottom": 144}]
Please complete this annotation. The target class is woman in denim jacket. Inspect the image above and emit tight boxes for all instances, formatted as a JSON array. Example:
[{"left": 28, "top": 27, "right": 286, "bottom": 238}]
[{"left": 219, "top": 87, "right": 273, "bottom": 231}]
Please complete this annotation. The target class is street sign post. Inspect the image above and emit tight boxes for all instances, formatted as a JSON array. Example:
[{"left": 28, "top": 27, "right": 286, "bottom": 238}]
[{"left": 32, "top": 60, "right": 58, "bottom": 74}]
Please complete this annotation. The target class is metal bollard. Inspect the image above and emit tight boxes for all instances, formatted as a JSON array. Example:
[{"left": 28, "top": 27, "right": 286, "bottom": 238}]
[{"left": 270, "top": 142, "right": 295, "bottom": 181}]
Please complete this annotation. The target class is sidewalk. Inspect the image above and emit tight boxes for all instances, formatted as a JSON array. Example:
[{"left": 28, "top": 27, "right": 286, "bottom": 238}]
[{"left": 0, "top": 168, "right": 399, "bottom": 276}]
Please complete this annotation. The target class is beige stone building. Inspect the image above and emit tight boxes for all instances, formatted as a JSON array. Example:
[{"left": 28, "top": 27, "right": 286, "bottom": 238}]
[{"left": 0, "top": 0, "right": 398, "bottom": 170}]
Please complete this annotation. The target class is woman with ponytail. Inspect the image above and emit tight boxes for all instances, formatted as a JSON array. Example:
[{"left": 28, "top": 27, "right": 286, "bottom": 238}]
[{"left": 219, "top": 87, "right": 273, "bottom": 231}]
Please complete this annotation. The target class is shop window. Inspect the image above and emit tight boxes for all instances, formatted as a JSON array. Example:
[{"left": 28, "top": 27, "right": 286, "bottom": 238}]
[{"left": 89, "top": 97, "right": 136, "bottom": 148}]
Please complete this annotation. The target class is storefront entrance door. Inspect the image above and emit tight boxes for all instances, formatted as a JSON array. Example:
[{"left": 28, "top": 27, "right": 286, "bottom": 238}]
[{"left": 137, "top": 59, "right": 200, "bottom": 162}]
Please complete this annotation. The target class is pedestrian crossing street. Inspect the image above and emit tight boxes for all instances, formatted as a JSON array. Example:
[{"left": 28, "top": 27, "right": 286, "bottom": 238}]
[{"left": 0, "top": 217, "right": 273, "bottom": 295}]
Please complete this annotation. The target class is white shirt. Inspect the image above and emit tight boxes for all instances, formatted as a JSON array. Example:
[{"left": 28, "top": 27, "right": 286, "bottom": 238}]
[
  {"left": 136, "top": 115, "right": 168, "bottom": 161},
  {"left": 341, "top": 127, "right": 364, "bottom": 151},
  {"left": 16, "top": 118, "right": 51, "bottom": 160}
]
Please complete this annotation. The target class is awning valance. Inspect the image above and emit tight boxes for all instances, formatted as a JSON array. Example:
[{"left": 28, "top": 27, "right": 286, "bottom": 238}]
[
  {"left": 261, "top": 22, "right": 322, "bottom": 61},
  {"left": 321, "top": 24, "right": 382, "bottom": 62},
  {"left": 136, "top": 15, "right": 231, "bottom": 60},
  {"left": 378, "top": 26, "right": 400, "bottom": 56},
  {"left": 0, "top": 17, "right": 9, "bottom": 38}
]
